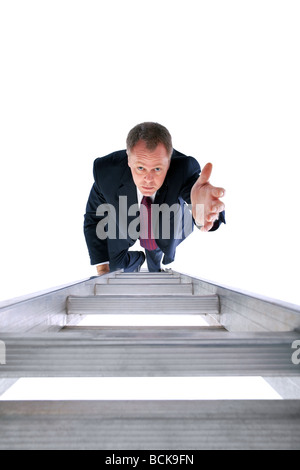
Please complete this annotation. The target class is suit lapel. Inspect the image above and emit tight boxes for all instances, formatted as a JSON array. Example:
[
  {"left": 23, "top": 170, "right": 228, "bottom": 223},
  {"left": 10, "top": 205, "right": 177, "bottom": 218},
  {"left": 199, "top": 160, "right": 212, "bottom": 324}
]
[
  {"left": 117, "top": 167, "right": 138, "bottom": 207},
  {"left": 154, "top": 180, "right": 168, "bottom": 204},
  {"left": 117, "top": 167, "right": 139, "bottom": 240}
]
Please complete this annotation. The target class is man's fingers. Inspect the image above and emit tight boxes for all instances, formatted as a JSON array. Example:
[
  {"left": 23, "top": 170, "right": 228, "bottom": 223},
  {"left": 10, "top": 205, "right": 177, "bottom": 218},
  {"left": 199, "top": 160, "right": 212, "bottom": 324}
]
[
  {"left": 207, "top": 213, "right": 219, "bottom": 223},
  {"left": 212, "top": 187, "right": 225, "bottom": 198},
  {"left": 211, "top": 201, "right": 225, "bottom": 213},
  {"left": 200, "top": 222, "right": 214, "bottom": 232},
  {"left": 198, "top": 162, "right": 213, "bottom": 186}
]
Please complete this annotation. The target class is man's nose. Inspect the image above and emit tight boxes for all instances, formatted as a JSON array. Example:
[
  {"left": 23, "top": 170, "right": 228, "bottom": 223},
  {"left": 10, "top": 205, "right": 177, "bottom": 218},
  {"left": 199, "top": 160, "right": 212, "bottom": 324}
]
[{"left": 144, "top": 172, "right": 154, "bottom": 182}]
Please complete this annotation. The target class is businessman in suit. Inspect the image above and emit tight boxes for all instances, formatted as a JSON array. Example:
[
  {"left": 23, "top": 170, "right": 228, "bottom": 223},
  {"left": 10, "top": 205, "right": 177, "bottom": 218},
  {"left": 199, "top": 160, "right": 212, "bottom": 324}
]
[{"left": 84, "top": 122, "right": 225, "bottom": 274}]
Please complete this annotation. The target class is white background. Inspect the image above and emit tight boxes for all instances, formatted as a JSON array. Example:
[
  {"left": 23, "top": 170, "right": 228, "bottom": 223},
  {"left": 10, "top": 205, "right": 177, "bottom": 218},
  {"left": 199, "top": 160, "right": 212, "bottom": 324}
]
[{"left": 0, "top": 0, "right": 299, "bottom": 304}]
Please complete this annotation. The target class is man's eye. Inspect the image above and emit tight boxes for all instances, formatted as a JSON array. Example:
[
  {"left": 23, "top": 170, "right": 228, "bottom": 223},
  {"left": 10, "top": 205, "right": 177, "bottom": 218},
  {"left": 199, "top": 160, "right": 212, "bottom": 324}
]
[
  {"left": 137, "top": 167, "right": 144, "bottom": 171},
  {"left": 155, "top": 168, "right": 161, "bottom": 172}
]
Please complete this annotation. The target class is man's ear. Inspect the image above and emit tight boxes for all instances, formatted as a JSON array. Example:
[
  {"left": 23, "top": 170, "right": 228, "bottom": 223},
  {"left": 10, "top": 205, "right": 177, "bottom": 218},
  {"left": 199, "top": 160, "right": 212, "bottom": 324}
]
[
  {"left": 127, "top": 150, "right": 131, "bottom": 167},
  {"left": 165, "top": 157, "right": 171, "bottom": 173}
]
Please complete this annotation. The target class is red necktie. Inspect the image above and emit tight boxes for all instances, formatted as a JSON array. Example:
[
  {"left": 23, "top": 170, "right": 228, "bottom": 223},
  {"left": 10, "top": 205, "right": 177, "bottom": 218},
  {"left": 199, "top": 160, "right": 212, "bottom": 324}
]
[{"left": 139, "top": 196, "right": 158, "bottom": 251}]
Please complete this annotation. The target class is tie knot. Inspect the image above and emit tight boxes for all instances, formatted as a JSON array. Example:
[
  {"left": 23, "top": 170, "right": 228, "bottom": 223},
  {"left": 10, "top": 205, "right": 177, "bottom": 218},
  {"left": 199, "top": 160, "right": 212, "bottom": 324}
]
[{"left": 141, "top": 196, "right": 152, "bottom": 207}]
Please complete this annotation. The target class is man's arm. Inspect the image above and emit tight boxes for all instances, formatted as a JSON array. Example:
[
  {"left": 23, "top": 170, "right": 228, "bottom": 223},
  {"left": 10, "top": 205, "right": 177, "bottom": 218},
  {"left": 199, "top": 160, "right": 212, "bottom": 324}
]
[{"left": 84, "top": 174, "right": 110, "bottom": 270}]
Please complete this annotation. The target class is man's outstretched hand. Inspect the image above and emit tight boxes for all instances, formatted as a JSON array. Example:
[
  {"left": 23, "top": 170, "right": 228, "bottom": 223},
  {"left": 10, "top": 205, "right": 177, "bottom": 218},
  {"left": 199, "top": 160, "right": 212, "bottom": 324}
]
[{"left": 190, "top": 163, "right": 225, "bottom": 232}]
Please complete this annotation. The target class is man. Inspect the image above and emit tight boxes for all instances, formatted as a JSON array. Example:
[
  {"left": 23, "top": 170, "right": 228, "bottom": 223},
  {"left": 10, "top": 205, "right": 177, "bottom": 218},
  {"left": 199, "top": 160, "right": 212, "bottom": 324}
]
[{"left": 84, "top": 122, "right": 225, "bottom": 274}]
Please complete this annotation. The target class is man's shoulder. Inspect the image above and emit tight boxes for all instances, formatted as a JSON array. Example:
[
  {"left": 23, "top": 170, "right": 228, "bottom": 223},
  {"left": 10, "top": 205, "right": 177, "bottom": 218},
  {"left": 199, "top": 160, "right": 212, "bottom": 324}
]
[
  {"left": 171, "top": 149, "right": 200, "bottom": 172},
  {"left": 94, "top": 149, "right": 127, "bottom": 172},
  {"left": 93, "top": 150, "right": 129, "bottom": 190}
]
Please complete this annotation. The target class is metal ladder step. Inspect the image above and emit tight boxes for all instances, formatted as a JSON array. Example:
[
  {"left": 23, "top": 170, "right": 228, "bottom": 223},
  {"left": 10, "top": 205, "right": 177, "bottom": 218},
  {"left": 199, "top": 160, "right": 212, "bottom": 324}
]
[
  {"left": 114, "top": 272, "right": 181, "bottom": 278},
  {"left": 108, "top": 277, "right": 189, "bottom": 284},
  {"left": 1, "top": 331, "right": 298, "bottom": 377},
  {"left": 1, "top": 400, "right": 300, "bottom": 450},
  {"left": 67, "top": 294, "right": 219, "bottom": 315},
  {"left": 94, "top": 283, "right": 193, "bottom": 295}
]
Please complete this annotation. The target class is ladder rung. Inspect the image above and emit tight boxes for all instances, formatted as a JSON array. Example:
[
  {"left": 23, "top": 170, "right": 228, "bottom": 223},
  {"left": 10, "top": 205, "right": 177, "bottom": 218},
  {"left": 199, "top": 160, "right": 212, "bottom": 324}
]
[
  {"left": 66, "top": 295, "right": 219, "bottom": 315},
  {"left": 1, "top": 400, "right": 300, "bottom": 450},
  {"left": 108, "top": 277, "right": 187, "bottom": 284},
  {"left": 1, "top": 332, "right": 297, "bottom": 377},
  {"left": 94, "top": 283, "right": 193, "bottom": 295},
  {"left": 114, "top": 272, "right": 180, "bottom": 278}
]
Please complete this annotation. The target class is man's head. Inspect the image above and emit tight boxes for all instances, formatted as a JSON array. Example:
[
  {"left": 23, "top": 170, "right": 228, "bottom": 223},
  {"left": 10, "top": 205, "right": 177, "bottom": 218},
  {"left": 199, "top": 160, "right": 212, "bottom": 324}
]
[{"left": 127, "top": 122, "right": 173, "bottom": 196}]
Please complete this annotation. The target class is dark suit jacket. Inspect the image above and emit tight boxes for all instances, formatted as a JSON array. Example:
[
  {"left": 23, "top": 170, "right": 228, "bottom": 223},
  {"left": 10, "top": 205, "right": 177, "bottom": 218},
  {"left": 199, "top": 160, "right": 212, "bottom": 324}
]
[{"left": 84, "top": 149, "right": 225, "bottom": 269}]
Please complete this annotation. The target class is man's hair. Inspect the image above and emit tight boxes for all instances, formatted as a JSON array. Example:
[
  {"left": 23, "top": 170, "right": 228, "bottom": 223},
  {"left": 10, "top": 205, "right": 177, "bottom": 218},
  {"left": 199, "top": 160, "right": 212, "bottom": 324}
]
[{"left": 126, "top": 122, "right": 173, "bottom": 157}]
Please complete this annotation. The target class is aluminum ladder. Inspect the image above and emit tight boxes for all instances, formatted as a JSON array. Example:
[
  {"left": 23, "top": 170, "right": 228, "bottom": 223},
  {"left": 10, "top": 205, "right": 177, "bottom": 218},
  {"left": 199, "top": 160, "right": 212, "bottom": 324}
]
[{"left": 0, "top": 270, "right": 300, "bottom": 449}]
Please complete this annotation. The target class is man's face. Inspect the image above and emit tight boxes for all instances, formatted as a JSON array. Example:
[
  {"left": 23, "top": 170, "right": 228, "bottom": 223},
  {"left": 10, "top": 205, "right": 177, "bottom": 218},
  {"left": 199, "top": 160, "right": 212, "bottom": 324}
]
[{"left": 127, "top": 141, "right": 171, "bottom": 196}]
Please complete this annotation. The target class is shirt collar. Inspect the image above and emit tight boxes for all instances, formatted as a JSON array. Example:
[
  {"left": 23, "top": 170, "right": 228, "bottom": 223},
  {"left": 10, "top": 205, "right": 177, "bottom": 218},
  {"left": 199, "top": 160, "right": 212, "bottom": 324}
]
[{"left": 136, "top": 187, "right": 156, "bottom": 205}]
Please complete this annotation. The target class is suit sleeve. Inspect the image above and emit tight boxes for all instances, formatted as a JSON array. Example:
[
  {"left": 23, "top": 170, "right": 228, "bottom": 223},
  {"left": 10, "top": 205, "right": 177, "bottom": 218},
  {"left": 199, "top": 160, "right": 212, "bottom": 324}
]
[
  {"left": 179, "top": 156, "right": 201, "bottom": 204},
  {"left": 83, "top": 160, "right": 109, "bottom": 265}
]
